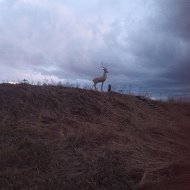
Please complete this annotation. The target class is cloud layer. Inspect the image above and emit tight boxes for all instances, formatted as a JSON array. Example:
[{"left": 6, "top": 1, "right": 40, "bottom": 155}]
[{"left": 0, "top": 0, "right": 190, "bottom": 98}]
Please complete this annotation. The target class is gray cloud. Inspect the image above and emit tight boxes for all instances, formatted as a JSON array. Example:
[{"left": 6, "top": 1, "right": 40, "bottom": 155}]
[{"left": 0, "top": 0, "right": 190, "bottom": 99}]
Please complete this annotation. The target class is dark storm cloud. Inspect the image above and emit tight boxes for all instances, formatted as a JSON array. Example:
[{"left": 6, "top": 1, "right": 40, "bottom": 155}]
[
  {"left": 158, "top": 0, "right": 190, "bottom": 39},
  {"left": 110, "top": 0, "right": 190, "bottom": 97}
]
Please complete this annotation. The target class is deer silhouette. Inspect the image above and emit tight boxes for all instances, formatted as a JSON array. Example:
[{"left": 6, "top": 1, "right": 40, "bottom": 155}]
[{"left": 92, "top": 62, "right": 108, "bottom": 91}]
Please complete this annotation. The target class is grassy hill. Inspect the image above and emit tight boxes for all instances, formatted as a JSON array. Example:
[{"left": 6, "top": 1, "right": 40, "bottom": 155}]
[{"left": 0, "top": 83, "right": 190, "bottom": 190}]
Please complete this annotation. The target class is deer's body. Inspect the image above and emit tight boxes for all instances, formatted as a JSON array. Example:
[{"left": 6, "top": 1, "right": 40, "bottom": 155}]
[{"left": 92, "top": 63, "right": 108, "bottom": 91}]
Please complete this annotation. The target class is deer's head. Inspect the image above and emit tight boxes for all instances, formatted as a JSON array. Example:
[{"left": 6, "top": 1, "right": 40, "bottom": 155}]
[{"left": 102, "top": 62, "right": 109, "bottom": 73}]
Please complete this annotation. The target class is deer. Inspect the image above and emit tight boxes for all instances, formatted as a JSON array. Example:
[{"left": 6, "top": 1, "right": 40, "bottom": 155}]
[{"left": 92, "top": 62, "right": 109, "bottom": 91}]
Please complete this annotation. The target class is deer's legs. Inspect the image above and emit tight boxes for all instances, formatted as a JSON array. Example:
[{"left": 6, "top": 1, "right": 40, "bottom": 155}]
[
  {"left": 101, "top": 82, "right": 104, "bottom": 91},
  {"left": 92, "top": 83, "right": 97, "bottom": 90}
]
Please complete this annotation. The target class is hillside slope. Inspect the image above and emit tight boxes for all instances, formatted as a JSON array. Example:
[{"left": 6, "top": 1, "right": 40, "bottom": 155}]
[{"left": 0, "top": 84, "right": 190, "bottom": 190}]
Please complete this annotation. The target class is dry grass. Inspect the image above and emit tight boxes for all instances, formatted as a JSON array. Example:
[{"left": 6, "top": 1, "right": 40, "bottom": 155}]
[{"left": 0, "top": 83, "right": 190, "bottom": 190}]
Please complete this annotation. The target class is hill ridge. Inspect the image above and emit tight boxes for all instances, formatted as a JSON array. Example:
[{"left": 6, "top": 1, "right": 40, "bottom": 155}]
[{"left": 0, "top": 84, "right": 190, "bottom": 190}]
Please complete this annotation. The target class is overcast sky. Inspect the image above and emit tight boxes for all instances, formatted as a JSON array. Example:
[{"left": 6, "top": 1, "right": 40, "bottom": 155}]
[{"left": 0, "top": 0, "right": 190, "bottom": 99}]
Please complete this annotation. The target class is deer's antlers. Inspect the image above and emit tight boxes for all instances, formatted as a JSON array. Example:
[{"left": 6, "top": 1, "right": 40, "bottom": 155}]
[{"left": 101, "top": 61, "right": 107, "bottom": 71}]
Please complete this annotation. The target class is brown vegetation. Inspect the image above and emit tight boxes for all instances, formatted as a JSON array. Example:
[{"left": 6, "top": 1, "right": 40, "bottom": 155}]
[{"left": 0, "top": 83, "right": 190, "bottom": 190}]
